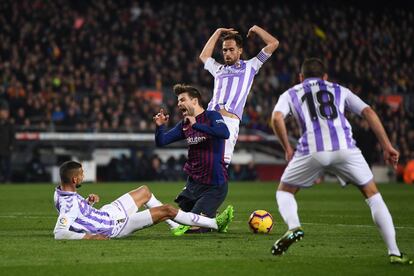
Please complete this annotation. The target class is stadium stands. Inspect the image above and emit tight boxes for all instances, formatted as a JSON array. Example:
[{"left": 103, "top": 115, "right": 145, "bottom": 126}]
[{"left": 0, "top": 0, "right": 412, "bottom": 181}]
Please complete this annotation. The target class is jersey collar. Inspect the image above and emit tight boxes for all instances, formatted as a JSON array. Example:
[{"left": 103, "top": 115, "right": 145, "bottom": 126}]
[{"left": 55, "top": 186, "right": 77, "bottom": 196}]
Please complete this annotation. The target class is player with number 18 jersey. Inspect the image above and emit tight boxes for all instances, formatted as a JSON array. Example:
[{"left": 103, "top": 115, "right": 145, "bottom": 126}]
[{"left": 274, "top": 77, "right": 368, "bottom": 156}]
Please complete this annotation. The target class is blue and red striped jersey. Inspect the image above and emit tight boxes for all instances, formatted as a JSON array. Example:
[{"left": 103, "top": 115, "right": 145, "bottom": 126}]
[{"left": 155, "top": 111, "right": 229, "bottom": 185}]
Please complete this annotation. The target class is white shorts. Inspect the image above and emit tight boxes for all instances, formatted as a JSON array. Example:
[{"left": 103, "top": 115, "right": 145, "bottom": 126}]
[
  {"left": 223, "top": 116, "right": 240, "bottom": 165},
  {"left": 281, "top": 148, "right": 374, "bottom": 188},
  {"left": 100, "top": 193, "right": 138, "bottom": 221},
  {"left": 101, "top": 193, "right": 153, "bottom": 238}
]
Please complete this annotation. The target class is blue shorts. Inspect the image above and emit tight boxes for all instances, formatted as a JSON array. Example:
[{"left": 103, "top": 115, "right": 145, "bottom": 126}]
[{"left": 174, "top": 177, "right": 228, "bottom": 218}]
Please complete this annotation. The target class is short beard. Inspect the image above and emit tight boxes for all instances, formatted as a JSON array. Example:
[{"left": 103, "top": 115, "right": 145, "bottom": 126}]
[
  {"left": 225, "top": 59, "right": 236, "bottom": 65},
  {"left": 187, "top": 106, "right": 195, "bottom": 116}
]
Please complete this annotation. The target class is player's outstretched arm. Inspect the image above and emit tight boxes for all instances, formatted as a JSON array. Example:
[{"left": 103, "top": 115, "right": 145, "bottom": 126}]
[
  {"left": 154, "top": 112, "right": 186, "bottom": 147},
  {"left": 247, "top": 25, "right": 279, "bottom": 55},
  {"left": 83, "top": 234, "right": 109, "bottom": 240},
  {"left": 272, "top": 111, "right": 294, "bottom": 162},
  {"left": 199, "top": 28, "right": 238, "bottom": 63},
  {"left": 361, "top": 107, "right": 399, "bottom": 169}
]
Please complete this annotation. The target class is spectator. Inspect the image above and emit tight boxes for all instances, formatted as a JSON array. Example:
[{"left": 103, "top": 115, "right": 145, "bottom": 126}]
[
  {"left": 245, "top": 161, "right": 258, "bottom": 181},
  {"left": 0, "top": 102, "right": 15, "bottom": 183},
  {"left": 353, "top": 120, "right": 377, "bottom": 167},
  {"left": 25, "top": 149, "right": 49, "bottom": 182},
  {"left": 229, "top": 164, "right": 247, "bottom": 181},
  {"left": 0, "top": 0, "right": 411, "bottom": 171}
]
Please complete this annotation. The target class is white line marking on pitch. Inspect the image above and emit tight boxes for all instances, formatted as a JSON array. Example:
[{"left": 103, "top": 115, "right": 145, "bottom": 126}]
[
  {"left": 302, "top": 222, "right": 414, "bottom": 230},
  {"left": 0, "top": 215, "right": 55, "bottom": 219}
]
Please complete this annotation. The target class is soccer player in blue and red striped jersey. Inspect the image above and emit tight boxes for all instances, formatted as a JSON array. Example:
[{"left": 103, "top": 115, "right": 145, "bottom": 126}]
[{"left": 154, "top": 84, "right": 231, "bottom": 232}]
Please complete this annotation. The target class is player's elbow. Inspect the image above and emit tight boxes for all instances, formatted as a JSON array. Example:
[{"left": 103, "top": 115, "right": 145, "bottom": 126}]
[
  {"left": 54, "top": 228, "right": 85, "bottom": 240},
  {"left": 269, "top": 38, "right": 279, "bottom": 49},
  {"left": 54, "top": 230, "right": 68, "bottom": 240},
  {"left": 266, "top": 39, "right": 279, "bottom": 53}
]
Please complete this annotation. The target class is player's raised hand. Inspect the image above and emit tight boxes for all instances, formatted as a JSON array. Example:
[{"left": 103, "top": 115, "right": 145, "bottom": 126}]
[
  {"left": 153, "top": 108, "right": 170, "bottom": 126},
  {"left": 216, "top": 28, "right": 238, "bottom": 35},
  {"left": 247, "top": 25, "right": 259, "bottom": 38},
  {"left": 86, "top": 194, "right": 100, "bottom": 205},
  {"left": 383, "top": 145, "right": 399, "bottom": 170}
]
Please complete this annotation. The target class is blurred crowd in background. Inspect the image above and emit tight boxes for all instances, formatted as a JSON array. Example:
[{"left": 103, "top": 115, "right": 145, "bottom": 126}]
[{"left": 0, "top": 0, "right": 413, "bottom": 182}]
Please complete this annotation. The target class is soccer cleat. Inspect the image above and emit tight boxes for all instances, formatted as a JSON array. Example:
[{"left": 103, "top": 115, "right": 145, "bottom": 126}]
[
  {"left": 389, "top": 253, "right": 413, "bottom": 265},
  {"left": 171, "top": 225, "right": 191, "bottom": 236},
  {"left": 216, "top": 205, "right": 234, "bottom": 233},
  {"left": 271, "top": 227, "right": 304, "bottom": 256}
]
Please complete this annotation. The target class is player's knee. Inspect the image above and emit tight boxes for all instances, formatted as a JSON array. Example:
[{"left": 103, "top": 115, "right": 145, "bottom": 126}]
[
  {"left": 138, "top": 185, "right": 151, "bottom": 200},
  {"left": 360, "top": 181, "right": 378, "bottom": 198},
  {"left": 278, "top": 182, "right": 299, "bottom": 194}
]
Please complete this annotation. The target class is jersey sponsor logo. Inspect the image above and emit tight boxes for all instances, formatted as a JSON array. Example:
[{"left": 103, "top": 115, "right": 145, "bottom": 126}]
[
  {"left": 218, "top": 67, "right": 245, "bottom": 75},
  {"left": 215, "top": 119, "right": 225, "bottom": 124},
  {"left": 187, "top": 136, "right": 206, "bottom": 145}
]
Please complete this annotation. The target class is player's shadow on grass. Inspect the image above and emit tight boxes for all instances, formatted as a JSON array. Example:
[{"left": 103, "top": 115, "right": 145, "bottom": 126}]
[{"left": 120, "top": 232, "right": 245, "bottom": 241}]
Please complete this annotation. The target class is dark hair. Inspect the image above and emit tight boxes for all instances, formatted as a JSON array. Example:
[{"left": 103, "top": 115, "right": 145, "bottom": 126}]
[
  {"left": 301, "top": 58, "right": 326, "bottom": 78},
  {"left": 59, "top": 161, "right": 82, "bottom": 183},
  {"left": 173, "top": 84, "right": 202, "bottom": 104},
  {"left": 222, "top": 33, "right": 243, "bottom": 48}
]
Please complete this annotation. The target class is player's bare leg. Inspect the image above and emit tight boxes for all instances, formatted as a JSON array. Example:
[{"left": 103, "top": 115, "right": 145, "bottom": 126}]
[{"left": 129, "top": 185, "right": 181, "bottom": 233}]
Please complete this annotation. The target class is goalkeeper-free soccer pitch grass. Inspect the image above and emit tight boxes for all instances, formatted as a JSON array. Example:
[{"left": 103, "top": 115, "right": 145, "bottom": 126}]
[{"left": 0, "top": 182, "right": 413, "bottom": 276}]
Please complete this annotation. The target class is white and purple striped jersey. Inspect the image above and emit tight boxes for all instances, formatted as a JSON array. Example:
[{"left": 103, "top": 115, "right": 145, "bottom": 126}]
[
  {"left": 273, "top": 78, "right": 369, "bottom": 155},
  {"left": 204, "top": 49, "right": 271, "bottom": 119},
  {"left": 53, "top": 187, "right": 118, "bottom": 239}
]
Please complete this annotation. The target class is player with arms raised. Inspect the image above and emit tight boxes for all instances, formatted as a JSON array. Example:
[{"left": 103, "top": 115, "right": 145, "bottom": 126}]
[
  {"left": 199, "top": 26, "right": 279, "bottom": 165},
  {"left": 270, "top": 58, "right": 412, "bottom": 264}
]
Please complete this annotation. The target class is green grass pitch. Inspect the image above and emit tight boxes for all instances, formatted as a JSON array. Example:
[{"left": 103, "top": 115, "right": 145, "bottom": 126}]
[{"left": 0, "top": 182, "right": 413, "bottom": 276}]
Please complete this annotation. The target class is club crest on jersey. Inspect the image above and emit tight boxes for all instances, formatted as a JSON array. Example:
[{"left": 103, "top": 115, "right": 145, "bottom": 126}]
[{"left": 187, "top": 136, "right": 206, "bottom": 145}]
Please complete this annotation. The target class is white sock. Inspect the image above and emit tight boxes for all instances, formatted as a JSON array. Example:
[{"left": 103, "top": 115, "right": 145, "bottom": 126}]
[
  {"left": 276, "top": 190, "right": 301, "bottom": 230},
  {"left": 366, "top": 193, "right": 400, "bottom": 256},
  {"left": 173, "top": 210, "right": 218, "bottom": 230},
  {"left": 145, "top": 194, "right": 180, "bottom": 229}
]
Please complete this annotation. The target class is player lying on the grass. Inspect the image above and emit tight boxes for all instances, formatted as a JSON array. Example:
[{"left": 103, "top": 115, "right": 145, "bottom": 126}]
[
  {"left": 270, "top": 57, "right": 412, "bottom": 265},
  {"left": 53, "top": 161, "right": 234, "bottom": 240}
]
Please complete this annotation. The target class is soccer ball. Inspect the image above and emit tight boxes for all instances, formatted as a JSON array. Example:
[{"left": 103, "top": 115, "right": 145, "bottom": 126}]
[{"left": 248, "top": 210, "right": 273, "bottom": 234}]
